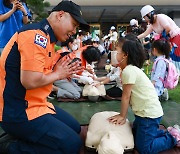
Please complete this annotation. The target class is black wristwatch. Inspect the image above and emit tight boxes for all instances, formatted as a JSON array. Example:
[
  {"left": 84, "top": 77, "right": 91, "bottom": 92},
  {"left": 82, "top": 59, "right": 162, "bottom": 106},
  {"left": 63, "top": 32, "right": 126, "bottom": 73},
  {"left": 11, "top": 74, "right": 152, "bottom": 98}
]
[{"left": 23, "top": 13, "right": 28, "bottom": 16}]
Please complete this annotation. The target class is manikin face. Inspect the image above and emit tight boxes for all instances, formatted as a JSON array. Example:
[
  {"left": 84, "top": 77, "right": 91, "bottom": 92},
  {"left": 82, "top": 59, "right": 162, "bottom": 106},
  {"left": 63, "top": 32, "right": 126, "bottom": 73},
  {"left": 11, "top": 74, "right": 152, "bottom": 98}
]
[{"left": 53, "top": 11, "right": 79, "bottom": 42}]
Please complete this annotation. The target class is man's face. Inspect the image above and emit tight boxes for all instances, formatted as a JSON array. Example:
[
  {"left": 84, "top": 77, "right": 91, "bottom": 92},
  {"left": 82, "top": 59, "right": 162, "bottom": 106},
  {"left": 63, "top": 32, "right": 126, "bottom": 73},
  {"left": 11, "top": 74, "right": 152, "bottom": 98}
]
[{"left": 54, "top": 12, "right": 79, "bottom": 42}]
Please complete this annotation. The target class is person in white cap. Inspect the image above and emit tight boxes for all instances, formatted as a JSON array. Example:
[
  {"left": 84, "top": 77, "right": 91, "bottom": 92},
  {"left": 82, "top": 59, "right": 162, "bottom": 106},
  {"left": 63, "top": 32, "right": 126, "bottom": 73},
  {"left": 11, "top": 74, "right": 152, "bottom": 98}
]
[
  {"left": 109, "top": 26, "right": 118, "bottom": 51},
  {"left": 92, "top": 37, "right": 105, "bottom": 55},
  {"left": 110, "top": 26, "right": 118, "bottom": 42},
  {"left": 130, "top": 19, "right": 138, "bottom": 27},
  {"left": 129, "top": 18, "right": 140, "bottom": 35},
  {"left": 110, "top": 26, "right": 115, "bottom": 30},
  {"left": 138, "top": 5, "right": 180, "bottom": 75}
]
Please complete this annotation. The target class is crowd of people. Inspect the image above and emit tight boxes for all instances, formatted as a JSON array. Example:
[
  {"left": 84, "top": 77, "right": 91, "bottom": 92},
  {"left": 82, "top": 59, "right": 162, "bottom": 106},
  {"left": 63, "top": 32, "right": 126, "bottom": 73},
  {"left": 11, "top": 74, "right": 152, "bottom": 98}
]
[{"left": 0, "top": 0, "right": 180, "bottom": 153}]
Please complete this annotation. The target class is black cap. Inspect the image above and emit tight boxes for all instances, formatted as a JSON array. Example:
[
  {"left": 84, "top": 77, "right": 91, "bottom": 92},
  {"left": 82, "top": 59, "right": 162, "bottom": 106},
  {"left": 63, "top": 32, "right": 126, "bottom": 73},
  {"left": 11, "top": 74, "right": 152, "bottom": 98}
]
[{"left": 51, "top": 1, "right": 89, "bottom": 30}]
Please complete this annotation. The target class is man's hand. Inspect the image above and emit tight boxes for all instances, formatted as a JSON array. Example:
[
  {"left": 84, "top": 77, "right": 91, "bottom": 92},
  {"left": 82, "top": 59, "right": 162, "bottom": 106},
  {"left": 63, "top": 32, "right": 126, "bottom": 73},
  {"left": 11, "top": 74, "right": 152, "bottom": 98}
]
[
  {"left": 21, "top": 57, "right": 83, "bottom": 89},
  {"left": 53, "top": 57, "right": 83, "bottom": 80}
]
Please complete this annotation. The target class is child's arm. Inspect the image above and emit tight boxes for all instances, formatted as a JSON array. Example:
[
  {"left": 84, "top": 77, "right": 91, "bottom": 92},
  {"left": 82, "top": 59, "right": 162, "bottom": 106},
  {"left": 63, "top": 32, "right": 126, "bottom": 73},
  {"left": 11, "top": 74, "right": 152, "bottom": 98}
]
[
  {"left": 100, "top": 77, "right": 110, "bottom": 85},
  {"left": 93, "top": 76, "right": 107, "bottom": 81},
  {"left": 108, "top": 84, "right": 132, "bottom": 125},
  {"left": 151, "top": 60, "right": 166, "bottom": 85},
  {"left": 93, "top": 77, "right": 110, "bottom": 87}
]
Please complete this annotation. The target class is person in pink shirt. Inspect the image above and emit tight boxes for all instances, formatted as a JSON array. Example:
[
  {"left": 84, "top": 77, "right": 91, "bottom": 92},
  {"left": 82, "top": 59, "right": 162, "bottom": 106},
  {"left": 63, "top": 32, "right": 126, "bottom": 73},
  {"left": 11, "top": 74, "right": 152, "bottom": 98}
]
[{"left": 138, "top": 5, "right": 180, "bottom": 75}]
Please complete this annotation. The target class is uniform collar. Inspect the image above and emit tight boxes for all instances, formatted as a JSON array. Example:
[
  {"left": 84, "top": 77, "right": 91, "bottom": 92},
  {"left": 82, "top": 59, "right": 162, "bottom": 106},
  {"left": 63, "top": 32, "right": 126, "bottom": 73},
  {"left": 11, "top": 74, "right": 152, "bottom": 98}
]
[{"left": 40, "top": 19, "right": 57, "bottom": 43}]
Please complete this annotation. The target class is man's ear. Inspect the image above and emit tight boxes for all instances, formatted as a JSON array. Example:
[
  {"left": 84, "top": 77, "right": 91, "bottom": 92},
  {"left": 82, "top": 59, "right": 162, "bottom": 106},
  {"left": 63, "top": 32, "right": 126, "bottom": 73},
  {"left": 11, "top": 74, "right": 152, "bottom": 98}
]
[{"left": 57, "top": 11, "right": 65, "bottom": 20}]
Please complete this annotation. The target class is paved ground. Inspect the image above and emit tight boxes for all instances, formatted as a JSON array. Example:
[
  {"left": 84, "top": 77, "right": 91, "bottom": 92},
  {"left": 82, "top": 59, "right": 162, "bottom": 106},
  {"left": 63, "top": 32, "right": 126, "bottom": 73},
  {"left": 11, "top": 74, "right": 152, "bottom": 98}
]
[{"left": 1, "top": 98, "right": 178, "bottom": 132}]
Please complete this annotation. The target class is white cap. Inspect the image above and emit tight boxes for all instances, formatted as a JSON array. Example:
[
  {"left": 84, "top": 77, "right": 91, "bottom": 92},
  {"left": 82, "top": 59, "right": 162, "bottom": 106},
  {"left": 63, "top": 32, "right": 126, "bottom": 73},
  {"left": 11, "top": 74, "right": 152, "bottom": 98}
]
[
  {"left": 110, "top": 26, "right": 116, "bottom": 30},
  {"left": 140, "top": 5, "right": 155, "bottom": 18},
  {"left": 130, "top": 19, "right": 138, "bottom": 26}
]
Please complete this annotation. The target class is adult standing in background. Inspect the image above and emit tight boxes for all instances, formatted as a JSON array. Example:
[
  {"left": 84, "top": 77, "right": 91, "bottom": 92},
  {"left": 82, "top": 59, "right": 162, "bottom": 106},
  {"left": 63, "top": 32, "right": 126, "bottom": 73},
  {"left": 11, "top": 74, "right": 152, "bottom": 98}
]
[
  {"left": 129, "top": 18, "right": 140, "bottom": 35},
  {"left": 0, "top": 0, "right": 31, "bottom": 55},
  {"left": 109, "top": 26, "right": 118, "bottom": 51},
  {"left": 109, "top": 26, "right": 118, "bottom": 42},
  {"left": 138, "top": 5, "right": 180, "bottom": 75},
  {"left": 0, "top": 1, "right": 88, "bottom": 153}
]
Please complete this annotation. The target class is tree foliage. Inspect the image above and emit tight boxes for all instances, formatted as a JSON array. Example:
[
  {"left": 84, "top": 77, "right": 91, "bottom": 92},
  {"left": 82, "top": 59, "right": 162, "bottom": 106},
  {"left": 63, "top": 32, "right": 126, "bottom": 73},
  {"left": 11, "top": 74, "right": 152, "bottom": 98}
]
[{"left": 26, "top": 0, "right": 50, "bottom": 22}]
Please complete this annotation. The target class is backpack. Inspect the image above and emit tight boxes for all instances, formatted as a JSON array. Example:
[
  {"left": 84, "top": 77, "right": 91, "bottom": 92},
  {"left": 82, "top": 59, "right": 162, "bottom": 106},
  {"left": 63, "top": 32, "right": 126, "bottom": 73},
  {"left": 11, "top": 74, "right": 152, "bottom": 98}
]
[{"left": 152, "top": 58, "right": 179, "bottom": 89}]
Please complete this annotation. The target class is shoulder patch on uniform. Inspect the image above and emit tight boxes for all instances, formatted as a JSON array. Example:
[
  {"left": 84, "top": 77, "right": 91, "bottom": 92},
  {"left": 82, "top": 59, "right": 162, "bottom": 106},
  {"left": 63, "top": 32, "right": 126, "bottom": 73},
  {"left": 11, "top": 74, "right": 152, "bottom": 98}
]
[{"left": 34, "top": 34, "right": 48, "bottom": 48}]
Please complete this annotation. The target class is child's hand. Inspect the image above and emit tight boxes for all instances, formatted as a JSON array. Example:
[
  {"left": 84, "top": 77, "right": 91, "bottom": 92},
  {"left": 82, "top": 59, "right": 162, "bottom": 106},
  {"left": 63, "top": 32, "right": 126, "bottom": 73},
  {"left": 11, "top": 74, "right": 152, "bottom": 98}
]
[
  {"left": 92, "top": 82, "right": 100, "bottom": 87},
  {"left": 108, "top": 114, "right": 126, "bottom": 125},
  {"left": 92, "top": 75, "right": 97, "bottom": 80}
]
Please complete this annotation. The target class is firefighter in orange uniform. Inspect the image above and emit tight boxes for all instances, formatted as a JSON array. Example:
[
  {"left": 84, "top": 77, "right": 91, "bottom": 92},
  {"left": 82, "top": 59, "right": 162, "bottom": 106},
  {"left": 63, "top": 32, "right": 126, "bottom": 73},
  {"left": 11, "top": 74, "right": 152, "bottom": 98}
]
[{"left": 0, "top": 1, "right": 89, "bottom": 153}]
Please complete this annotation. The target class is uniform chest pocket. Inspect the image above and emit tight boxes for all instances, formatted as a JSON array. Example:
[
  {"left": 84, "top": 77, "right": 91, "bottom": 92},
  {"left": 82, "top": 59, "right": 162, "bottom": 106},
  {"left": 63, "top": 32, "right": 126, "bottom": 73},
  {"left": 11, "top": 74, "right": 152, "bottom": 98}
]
[{"left": 44, "top": 52, "right": 53, "bottom": 71}]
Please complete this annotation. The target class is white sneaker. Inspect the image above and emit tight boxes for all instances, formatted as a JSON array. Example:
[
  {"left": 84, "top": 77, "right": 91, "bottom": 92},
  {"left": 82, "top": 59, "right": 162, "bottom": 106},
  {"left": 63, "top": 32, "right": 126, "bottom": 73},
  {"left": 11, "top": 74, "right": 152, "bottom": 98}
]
[
  {"left": 162, "top": 88, "right": 169, "bottom": 101},
  {"left": 174, "top": 124, "right": 180, "bottom": 132}
]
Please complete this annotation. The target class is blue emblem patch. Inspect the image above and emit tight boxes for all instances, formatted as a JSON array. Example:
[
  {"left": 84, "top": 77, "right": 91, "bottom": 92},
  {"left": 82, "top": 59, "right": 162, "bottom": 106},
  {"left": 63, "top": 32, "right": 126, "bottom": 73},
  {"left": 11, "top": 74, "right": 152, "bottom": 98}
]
[{"left": 34, "top": 34, "right": 48, "bottom": 48}]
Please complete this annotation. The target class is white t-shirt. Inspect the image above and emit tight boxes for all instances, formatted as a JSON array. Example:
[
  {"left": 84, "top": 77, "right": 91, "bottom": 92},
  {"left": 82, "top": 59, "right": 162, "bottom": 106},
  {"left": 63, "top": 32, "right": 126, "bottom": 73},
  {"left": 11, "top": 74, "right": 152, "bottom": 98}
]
[
  {"left": 122, "top": 65, "right": 163, "bottom": 118},
  {"left": 107, "top": 67, "right": 122, "bottom": 89},
  {"left": 110, "top": 31, "right": 118, "bottom": 41},
  {"left": 98, "top": 44, "right": 105, "bottom": 54},
  {"left": 148, "top": 14, "right": 180, "bottom": 38}
]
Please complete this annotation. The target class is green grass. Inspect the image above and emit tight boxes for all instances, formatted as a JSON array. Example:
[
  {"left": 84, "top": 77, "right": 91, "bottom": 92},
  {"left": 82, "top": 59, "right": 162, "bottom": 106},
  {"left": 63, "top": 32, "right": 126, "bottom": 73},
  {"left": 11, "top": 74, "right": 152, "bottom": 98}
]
[
  {"left": 168, "top": 83, "right": 180, "bottom": 104},
  {"left": 143, "top": 63, "right": 180, "bottom": 104}
]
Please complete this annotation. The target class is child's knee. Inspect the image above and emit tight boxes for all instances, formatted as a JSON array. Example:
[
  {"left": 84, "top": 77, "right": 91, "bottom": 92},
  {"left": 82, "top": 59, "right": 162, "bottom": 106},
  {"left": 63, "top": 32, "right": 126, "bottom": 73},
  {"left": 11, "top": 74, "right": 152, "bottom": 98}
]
[{"left": 73, "top": 92, "right": 81, "bottom": 99}]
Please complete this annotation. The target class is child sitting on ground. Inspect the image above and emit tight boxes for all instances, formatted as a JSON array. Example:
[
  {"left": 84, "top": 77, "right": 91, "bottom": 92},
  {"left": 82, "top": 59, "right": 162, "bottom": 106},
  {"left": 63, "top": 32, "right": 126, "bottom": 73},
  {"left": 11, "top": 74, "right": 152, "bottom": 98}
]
[
  {"left": 50, "top": 46, "right": 101, "bottom": 100},
  {"left": 93, "top": 64, "right": 122, "bottom": 99}
]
